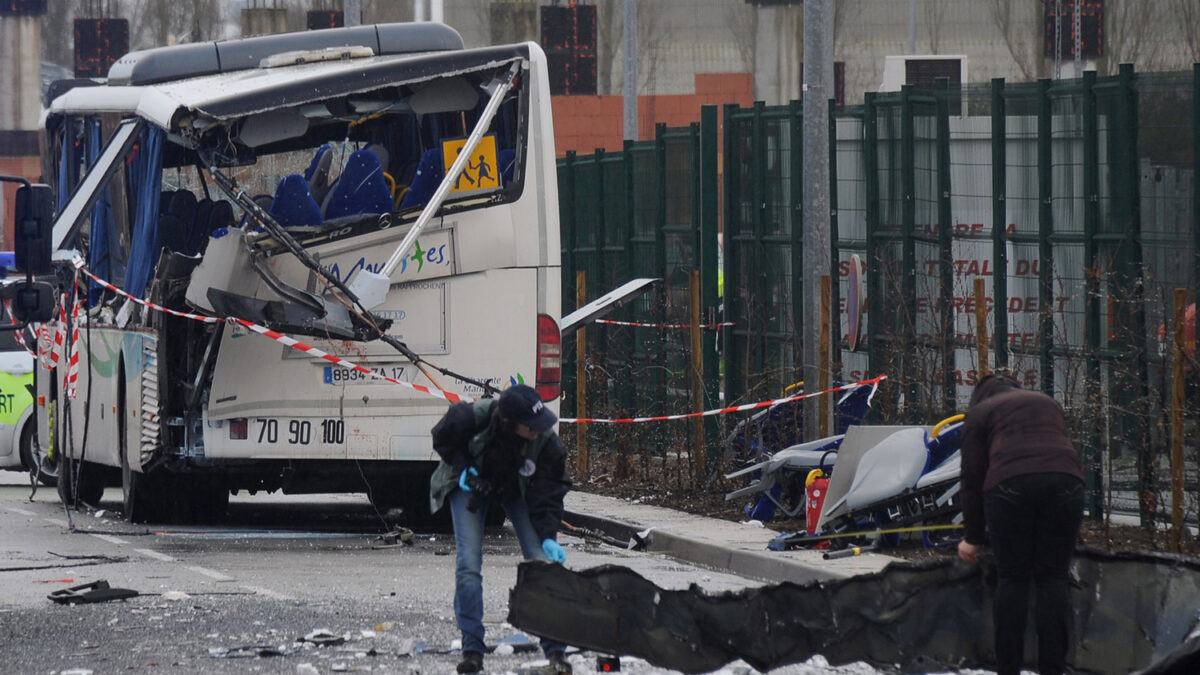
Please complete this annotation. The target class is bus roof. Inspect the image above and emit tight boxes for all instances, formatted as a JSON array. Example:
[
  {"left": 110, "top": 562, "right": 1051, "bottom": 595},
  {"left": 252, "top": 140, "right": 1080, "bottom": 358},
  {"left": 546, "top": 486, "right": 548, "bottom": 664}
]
[
  {"left": 45, "top": 42, "right": 532, "bottom": 131},
  {"left": 108, "top": 23, "right": 464, "bottom": 86}
]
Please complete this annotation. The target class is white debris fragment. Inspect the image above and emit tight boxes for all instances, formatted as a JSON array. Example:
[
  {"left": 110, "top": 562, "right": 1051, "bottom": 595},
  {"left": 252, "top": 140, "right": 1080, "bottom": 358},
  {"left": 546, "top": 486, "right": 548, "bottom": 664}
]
[
  {"left": 161, "top": 591, "right": 191, "bottom": 601},
  {"left": 296, "top": 663, "right": 319, "bottom": 675}
]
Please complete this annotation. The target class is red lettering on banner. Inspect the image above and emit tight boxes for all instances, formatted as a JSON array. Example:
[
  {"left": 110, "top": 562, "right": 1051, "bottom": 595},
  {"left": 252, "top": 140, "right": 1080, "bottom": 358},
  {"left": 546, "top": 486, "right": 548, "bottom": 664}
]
[
  {"left": 954, "top": 369, "right": 983, "bottom": 386},
  {"left": 923, "top": 259, "right": 995, "bottom": 276},
  {"left": 1007, "top": 332, "right": 1038, "bottom": 347},
  {"left": 839, "top": 257, "right": 866, "bottom": 277}
]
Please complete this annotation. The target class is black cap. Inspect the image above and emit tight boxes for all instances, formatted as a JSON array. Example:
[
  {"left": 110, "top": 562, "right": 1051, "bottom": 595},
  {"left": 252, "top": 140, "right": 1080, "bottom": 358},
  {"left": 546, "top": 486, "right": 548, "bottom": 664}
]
[{"left": 498, "top": 384, "right": 557, "bottom": 432}]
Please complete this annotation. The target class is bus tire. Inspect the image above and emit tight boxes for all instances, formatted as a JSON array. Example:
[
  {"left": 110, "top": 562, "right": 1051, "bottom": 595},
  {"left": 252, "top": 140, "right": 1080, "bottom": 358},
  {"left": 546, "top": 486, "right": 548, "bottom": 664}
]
[
  {"left": 121, "top": 452, "right": 158, "bottom": 524},
  {"left": 58, "top": 457, "right": 104, "bottom": 509},
  {"left": 19, "top": 420, "right": 57, "bottom": 487}
]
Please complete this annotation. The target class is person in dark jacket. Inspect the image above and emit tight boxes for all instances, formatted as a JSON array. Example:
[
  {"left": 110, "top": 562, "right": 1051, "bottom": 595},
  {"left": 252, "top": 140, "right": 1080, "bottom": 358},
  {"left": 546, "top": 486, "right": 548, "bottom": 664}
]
[
  {"left": 957, "top": 372, "right": 1085, "bottom": 675},
  {"left": 429, "top": 384, "right": 573, "bottom": 674}
]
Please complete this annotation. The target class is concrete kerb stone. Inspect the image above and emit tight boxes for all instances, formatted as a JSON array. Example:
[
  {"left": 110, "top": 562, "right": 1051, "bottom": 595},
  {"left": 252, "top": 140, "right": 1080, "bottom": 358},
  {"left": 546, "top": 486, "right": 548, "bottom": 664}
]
[{"left": 563, "top": 491, "right": 899, "bottom": 585}]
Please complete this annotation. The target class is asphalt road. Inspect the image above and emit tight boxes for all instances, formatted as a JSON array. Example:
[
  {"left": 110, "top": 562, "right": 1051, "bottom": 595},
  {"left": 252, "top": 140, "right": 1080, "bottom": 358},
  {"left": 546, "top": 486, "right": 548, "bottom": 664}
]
[{"left": 0, "top": 473, "right": 896, "bottom": 675}]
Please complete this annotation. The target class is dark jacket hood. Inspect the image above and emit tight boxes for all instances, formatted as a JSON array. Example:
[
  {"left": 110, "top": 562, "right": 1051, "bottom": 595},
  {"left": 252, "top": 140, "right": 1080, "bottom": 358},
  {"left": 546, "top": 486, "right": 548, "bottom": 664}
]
[{"left": 969, "top": 372, "right": 1021, "bottom": 407}]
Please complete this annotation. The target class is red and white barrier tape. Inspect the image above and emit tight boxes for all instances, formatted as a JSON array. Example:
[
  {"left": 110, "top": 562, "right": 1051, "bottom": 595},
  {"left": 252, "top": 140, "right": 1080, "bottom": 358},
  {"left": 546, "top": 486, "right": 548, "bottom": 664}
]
[
  {"left": 225, "top": 317, "right": 472, "bottom": 405},
  {"left": 72, "top": 258, "right": 472, "bottom": 405},
  {"left": 3, "top": 300, "right": 35, "bottom": 356},
  {"left": 594, "top": 319, "right": 734, "bottom": 329},
  {"left": 64, "top": 297, "right": 81, "bottom": 399},
  {"left": 50, "top": 296, "right": 66, "bottom": 369},
  {"left": 558, "top": 375, "right": 886, "bottom": 424},
  {"left": 73, "top": 257, "right": 223, "bottom": 324}
]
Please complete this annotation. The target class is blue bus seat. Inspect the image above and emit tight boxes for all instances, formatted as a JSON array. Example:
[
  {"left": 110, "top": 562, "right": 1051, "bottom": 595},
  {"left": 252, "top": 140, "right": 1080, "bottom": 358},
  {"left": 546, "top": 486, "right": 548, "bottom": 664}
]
[
  {"left": 267, "top": 174, "right": 323, "bottom": 229},
  {"left": 322, "top": 149, "right": 394, "bottom": 219},
  {"left": 398, "top": 147, "right": 442, "bottom": 209}
]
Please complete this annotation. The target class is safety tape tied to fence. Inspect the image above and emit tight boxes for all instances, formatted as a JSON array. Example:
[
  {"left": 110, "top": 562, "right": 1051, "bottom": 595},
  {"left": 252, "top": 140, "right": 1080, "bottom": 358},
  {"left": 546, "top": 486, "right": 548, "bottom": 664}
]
[
  {"left": 594, "top": 319, "right": 734, "bottom": 329},
  {"left": 558, "top": 375, "right": 886, "bottom": 424}
]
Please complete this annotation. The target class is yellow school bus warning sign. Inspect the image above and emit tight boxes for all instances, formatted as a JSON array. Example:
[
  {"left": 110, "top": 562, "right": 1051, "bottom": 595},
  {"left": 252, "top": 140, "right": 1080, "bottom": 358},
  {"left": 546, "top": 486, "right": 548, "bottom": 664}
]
[{"left": 442, "top": 134, "right": 500, "bottom": 196}]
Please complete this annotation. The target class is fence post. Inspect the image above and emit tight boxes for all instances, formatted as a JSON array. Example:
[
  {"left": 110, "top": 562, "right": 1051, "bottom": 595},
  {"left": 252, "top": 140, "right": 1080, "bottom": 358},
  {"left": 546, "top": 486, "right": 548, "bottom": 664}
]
[
  {"left": 864, "top": 92, "right": 880, "bottom": 406},
  {"left": 936, "top": 78, "right": 954, "bottom": 412},
  {"left": 819, "top": 274, "right": 831, "bottom": 437},
  {"left": 560, "top": 151, "right": 577, "bottom": 399},
  {"left": 690, "top": 270, "right": 705, "bottom": 486},
  {"left": 1193, "top": 64, "right": 1200, "bottom": 535},
  {"left": 828, "top": 99, "right": 842, "bottom": 389},
  {"left": 1112, "top": 63, "right": 1152, "bottom": 530},
  {"left": 900, "top": 85, "right": 918, "bottom": 423},
  {"left": 974, "top": 278, "right": 989, "bottom": 375},
  {"left": 575, "top": 270, "right": 588, "bottom": 480},
  {"left": 1194, "top": 65, "right": 1200, "bottom": 309},
  {"left": 723, "top": 103, "right": 744, "bottom": 403},
  {"left": 1170, "top": 288, "right": 1186, "bottom": 553},
  {"left": 990, "top": 78, "right": 1009, "bottom": 370},
  {"left": 1037, "top": 77, "right": 1054, "bottom": 395},
  {"left": 700, "top": 106, "right": 719, "bottom": 450},
  {"left": 1082, "top": 69, "right": 1104, "bottom": 521}
]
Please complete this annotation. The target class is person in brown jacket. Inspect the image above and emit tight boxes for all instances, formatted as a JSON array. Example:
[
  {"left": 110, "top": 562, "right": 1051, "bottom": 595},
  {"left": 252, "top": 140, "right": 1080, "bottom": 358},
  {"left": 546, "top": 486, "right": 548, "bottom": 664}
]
[{"left": 957, "top": 372, "right": 1085, "bottom": 675}]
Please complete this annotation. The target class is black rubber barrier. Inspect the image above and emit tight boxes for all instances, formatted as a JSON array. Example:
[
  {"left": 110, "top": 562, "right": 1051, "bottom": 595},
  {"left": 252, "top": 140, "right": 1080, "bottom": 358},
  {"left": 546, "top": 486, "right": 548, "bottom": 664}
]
[{"left": 509, "top": 547, "right": 1200, "bottom": 674}]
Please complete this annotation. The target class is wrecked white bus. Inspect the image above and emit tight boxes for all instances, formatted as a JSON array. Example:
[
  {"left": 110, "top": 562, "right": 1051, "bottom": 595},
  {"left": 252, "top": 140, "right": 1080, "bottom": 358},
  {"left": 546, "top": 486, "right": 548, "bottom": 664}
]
[{"left": 37, "top": 22, "right": 562, "bottom": 523}]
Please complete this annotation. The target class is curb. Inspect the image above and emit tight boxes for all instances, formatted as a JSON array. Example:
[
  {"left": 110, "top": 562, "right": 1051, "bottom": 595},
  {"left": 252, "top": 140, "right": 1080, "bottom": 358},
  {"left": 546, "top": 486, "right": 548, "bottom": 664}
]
[{"left": 563, "top": 507, "right": 887, "bottom": 585}]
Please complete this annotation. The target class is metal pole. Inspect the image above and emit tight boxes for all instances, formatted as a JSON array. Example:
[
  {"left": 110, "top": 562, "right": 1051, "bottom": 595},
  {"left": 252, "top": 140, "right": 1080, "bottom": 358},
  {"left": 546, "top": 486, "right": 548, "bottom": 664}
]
[
  {"left": 343, "top": 0, "right": 360, "bottom": 26},
  {"left": 623, "top": 0, "right": 638, "bottom": 141},
  {"left": 907, "top": 0, "right": 915, "bottom": 53},
  {"left": 414, "top": 0, "right": 425, "bottom": 23},
  {"left": 381, "top": 64, "right": 518, "bottom": 278},
  {"left": 431, "top": 0, "right": 443, "bottom": 24},
  {"left": 802, "top": 0, "right": 833, "bottom": 440},
  {"left": 1170, "top": 288, "right": 1186, "bottom": 552},
  {"left": 349, "top": 63, "right": 520, "bottom": 308},
  {"left": 690, "top": 270, "right": 705, "bottom": 486},
  {"left": 576, "top": 271, "right": 589, "bottom": 479}
]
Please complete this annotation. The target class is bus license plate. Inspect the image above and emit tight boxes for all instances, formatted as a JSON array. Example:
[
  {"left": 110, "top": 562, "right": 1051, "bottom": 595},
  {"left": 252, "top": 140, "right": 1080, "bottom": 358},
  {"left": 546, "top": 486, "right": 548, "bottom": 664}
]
[{"left": 323, "top": 365, "right": 406, "bottom": 384}]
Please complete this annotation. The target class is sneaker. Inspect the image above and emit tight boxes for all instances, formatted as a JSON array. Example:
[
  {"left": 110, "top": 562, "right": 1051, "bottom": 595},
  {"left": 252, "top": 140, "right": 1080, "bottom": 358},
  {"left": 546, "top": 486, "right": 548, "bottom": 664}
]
[
  {"left": 457, "top": 650, "right": 484, "bottom": 674},
  {"left": 547, "top": 650, "right": 573, "bottom": 674}
]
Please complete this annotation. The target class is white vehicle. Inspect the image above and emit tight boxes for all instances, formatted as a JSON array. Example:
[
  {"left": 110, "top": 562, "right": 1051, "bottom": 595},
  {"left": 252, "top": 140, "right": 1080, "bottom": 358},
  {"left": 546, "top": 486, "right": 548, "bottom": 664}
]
[
  {"left": 0, "top": 317, "right": 54, "bottom": 486},
  {"left": 36, "top": 23, "right": 562, "bottom": 523}
]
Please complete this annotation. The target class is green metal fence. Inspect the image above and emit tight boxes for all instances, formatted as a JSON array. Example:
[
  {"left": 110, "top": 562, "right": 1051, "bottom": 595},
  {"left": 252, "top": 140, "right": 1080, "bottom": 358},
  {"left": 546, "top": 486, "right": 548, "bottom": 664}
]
[
  {"left": 558, "top": 117, "right": 719, "bottom": 485},
  {"left": 558, "top": 65, "right": 1199, "bottom": 524}
]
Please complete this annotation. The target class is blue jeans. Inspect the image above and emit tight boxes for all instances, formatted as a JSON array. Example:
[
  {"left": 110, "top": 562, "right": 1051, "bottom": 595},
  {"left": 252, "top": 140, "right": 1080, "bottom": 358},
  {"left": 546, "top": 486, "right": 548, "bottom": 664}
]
[{"left": 449, "top": 488, "right": 566, "bottom": 656}]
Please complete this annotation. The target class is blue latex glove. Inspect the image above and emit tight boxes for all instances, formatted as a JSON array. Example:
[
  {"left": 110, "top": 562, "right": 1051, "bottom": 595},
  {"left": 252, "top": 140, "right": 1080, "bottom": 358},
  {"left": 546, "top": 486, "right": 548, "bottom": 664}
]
[
  {"left": 459, "top": 466, "right": 478, "bottom": 492},
  {"left": 541, "top": 538, "right": 566, "bottom": 563}
]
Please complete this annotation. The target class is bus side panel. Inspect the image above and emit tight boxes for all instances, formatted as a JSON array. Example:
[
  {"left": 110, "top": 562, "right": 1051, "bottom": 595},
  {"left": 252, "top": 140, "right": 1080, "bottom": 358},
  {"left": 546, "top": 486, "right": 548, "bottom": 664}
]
[
  {"left": 60, "top": 328, "right": 124, "bottom": 468},
  {"left": 121, "top": 332, "right": 158, "bottom": 473}
]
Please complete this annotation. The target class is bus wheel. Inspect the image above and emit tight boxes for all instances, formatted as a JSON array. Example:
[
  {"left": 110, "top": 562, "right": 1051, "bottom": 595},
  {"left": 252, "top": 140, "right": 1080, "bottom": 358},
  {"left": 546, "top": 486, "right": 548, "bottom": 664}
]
[
  {"left": 58, "top": 458, "right": 104, "bottom": 508},
  {"left": 121, "top": 452, "right": 159, "bottom": 524},
  {"left": 19, "top": 421, "right": 58, "bottom": 487}
]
